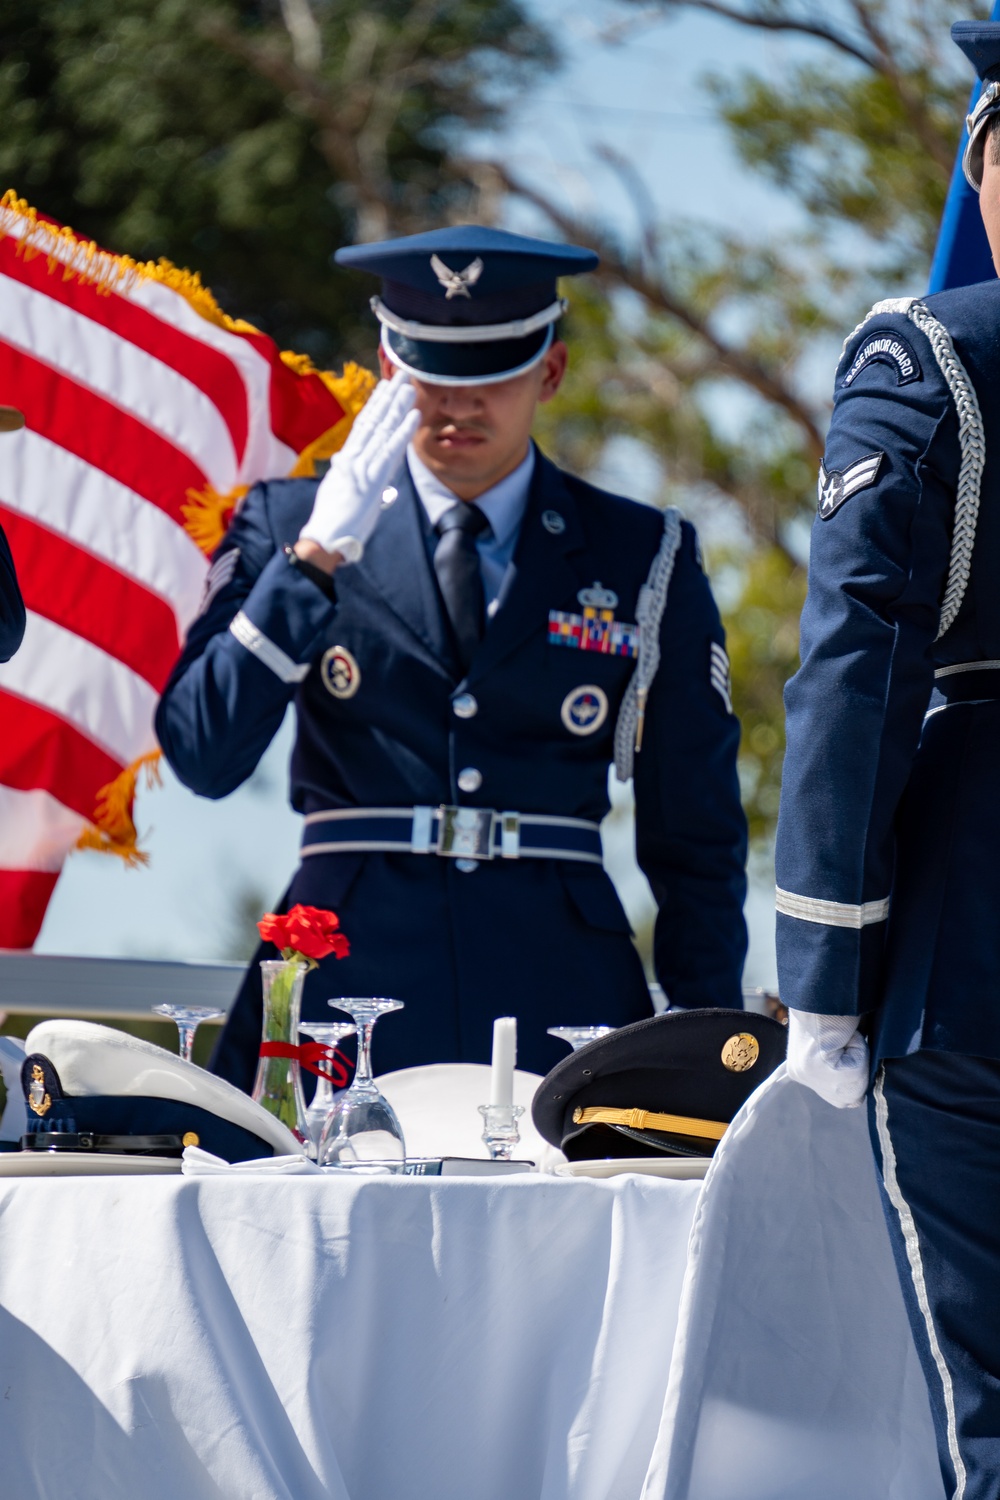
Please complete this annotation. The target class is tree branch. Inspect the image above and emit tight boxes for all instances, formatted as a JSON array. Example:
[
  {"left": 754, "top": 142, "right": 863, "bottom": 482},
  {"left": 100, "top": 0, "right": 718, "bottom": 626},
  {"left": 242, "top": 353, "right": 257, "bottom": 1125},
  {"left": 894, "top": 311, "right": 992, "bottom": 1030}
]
[
  {"left": 467, "top": 159, "right": 826, "bottom": 460},
  {"left": 639, "top": 0, "right": 880, "bottom": 70}
]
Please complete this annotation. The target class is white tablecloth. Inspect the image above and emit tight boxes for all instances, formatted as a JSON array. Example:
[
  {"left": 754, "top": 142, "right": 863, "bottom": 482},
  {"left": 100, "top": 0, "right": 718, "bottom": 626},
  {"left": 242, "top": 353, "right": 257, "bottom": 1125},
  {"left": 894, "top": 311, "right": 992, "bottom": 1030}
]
[{"left": 0, "top": 1172, "right": 699, "bottom": 1500}]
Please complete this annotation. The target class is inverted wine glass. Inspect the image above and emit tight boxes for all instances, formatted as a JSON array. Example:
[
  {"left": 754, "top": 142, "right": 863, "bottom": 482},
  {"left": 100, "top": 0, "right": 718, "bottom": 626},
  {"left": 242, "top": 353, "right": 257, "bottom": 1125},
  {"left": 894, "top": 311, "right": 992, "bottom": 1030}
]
[
  {"left": 547, "top": 1025, "right": 615, "bottom": 1052},
  {"left": 152, "top": 1004, "right": 226, "bottom": 1063},
  {"left": 318, "top": 998, "right": 406, "bottom": 1170},
  {"left": 299, "top": 1020, "right": 357, "bottom": 1154}
]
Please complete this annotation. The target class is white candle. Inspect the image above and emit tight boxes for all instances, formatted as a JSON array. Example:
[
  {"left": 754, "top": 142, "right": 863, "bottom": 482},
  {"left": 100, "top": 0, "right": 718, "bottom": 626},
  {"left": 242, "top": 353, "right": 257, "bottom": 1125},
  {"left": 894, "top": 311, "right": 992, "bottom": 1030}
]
[{"left": 490, "top": 1016, "right": 517, "bottom": 1107}]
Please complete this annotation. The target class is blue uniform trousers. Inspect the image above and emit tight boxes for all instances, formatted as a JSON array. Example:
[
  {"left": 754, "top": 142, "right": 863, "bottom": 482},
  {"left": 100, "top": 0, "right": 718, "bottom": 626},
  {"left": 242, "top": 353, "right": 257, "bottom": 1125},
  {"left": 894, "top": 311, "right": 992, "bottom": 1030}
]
[{"left": 869, "top": 1053, "right": 1000, "bottom": 1500}]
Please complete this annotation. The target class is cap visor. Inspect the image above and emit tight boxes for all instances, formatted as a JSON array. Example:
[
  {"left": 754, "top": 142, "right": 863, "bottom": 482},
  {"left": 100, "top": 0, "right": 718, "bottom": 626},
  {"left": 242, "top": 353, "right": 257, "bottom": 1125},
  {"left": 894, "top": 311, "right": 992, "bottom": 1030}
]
[{"left": 383, "top": 325, "right": 552, "bottom": 386}]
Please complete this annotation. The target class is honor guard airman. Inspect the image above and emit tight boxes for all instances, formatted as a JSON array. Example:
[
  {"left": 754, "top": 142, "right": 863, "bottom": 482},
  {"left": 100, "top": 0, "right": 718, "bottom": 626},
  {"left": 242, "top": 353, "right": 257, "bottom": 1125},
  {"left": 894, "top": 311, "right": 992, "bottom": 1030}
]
[
  {"left": 0, "top": 406, "right": 26, "bottom": 662},
  {"left": 155, "top": 226, "right": 748, "bottom": 1084},
  {"left": 776, "top": 23, "right": 1000, "bottom": 1496}
]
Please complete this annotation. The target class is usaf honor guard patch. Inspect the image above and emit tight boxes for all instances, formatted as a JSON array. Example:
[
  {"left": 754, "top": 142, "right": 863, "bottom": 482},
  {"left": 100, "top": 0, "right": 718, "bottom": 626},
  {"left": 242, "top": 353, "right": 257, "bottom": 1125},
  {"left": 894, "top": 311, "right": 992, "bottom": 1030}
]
[
  {"left": 321, "top": 645, "right": 361, "bottom": 700},
  {"left": 817, "top": 452, "right": 884, "bottom": 520},
  {"left": 561, "top": 685, "right": 609, "bottom": 735},
  {"left": 842, "top": 330, "right": 921, "bottom": 388}
]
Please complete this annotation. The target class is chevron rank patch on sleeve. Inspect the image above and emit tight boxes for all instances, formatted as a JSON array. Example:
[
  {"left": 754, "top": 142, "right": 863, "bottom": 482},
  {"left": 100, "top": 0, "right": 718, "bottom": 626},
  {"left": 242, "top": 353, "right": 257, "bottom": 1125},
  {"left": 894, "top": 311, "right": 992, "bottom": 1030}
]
[
  {"left": 197, "top": 546, "right": 240, "bottom": 616},
  {"left": 817, "top": 452, "right": 884, "bottom": 520},
  {"left": 709, "top": 642, "right": 733, "bottom": 714}
]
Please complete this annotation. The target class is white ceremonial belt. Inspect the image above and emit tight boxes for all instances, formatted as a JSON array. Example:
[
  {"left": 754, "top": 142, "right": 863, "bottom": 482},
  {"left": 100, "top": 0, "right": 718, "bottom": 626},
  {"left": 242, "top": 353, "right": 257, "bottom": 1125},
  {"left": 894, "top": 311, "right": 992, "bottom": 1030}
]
[
  {"left": 775, "top": 886, "right": 890, "bottom": 929},
  {"left": 300, "top": 806, "right": 604, "bottom": 865}
]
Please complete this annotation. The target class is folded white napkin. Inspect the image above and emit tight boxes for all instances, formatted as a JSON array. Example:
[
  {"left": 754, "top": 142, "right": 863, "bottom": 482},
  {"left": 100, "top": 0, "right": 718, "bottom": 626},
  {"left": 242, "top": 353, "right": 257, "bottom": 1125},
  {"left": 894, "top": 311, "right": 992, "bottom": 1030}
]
[{"left": 182, "top": 1145, "right": 320, "bottom": 1175}]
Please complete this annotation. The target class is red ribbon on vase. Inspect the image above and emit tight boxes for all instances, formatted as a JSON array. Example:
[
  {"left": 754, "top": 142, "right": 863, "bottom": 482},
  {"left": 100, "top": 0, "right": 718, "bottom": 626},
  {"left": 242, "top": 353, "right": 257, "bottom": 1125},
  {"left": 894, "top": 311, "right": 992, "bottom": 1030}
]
[{"left": 258, "top": 1041, "right": 353, "bottom": 1089}]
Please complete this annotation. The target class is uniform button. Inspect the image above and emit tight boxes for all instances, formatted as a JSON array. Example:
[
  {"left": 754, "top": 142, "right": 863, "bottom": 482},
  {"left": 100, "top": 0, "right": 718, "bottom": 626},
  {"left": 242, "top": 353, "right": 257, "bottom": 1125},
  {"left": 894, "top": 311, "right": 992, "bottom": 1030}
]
[
  {"left": 457, "top": 768, "right": 482, "bottom": 793},
  {"left": 452, "top": 693, "right": 478, "bottom": 719},
  {"left": 381, "top": 485, "right": 398, "bottom": 507},
  {"left": 455, "top": 858, "right": 479, "bottom": 874}
]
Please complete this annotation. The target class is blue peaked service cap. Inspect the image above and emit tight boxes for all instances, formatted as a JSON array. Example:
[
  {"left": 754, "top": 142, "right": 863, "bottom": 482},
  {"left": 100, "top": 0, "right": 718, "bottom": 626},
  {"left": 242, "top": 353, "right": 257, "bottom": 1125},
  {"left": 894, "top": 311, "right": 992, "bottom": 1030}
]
[
  {"left": 335, "top": 226, "right": 598, "bottom": 386},
  {"left": 953, "top": 21, "right": 1000, "bottom": 190}
]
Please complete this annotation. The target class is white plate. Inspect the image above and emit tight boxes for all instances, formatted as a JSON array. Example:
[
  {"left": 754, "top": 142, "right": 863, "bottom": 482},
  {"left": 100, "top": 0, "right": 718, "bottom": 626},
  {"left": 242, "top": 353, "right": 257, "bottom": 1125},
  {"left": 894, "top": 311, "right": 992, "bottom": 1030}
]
[
  {"left": 555, "top": 1156, "right": 711, "bottom": 1181},
  {"left": 0, "top": 1152, "right": 182, "bottom": 1177}
]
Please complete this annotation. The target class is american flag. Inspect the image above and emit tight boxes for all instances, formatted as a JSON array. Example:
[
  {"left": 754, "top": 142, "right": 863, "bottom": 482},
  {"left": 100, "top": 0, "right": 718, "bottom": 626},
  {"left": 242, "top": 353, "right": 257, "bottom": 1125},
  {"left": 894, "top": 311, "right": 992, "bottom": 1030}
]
[{"left": 0, "top": 192, "right": 372, "bottom": 948}]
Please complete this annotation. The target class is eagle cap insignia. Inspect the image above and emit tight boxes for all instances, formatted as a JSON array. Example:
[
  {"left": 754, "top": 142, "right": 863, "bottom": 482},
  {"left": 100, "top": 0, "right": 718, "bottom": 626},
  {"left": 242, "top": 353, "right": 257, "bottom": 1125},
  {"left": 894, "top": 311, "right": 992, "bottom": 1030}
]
[
  {"left": 721, "top": 1033, "right": 760, "bottom": 1073},
  {"left": 430, "top": 254, "right": 484, "bottom": 300}
]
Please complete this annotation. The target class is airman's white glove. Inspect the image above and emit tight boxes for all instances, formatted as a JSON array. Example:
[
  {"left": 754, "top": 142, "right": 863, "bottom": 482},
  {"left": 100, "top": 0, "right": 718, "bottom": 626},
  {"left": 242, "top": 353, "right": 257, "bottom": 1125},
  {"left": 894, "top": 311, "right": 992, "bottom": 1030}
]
[
  {"left": 298, "top": 370, "right": 420, "bottom": 563},
  {"left": 786, "top": 1009, "right": 870, "bottom": 1109}
]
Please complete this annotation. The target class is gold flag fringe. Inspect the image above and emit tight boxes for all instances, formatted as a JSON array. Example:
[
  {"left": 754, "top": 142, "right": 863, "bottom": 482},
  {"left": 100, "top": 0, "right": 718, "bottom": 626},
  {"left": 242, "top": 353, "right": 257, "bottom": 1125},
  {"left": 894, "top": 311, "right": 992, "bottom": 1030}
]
[
  {"left": 181, "top": 484, "right": 250, "bottom": 558},
  {"left": 75, "top": 752, "right": 163, "bottom": 867}
]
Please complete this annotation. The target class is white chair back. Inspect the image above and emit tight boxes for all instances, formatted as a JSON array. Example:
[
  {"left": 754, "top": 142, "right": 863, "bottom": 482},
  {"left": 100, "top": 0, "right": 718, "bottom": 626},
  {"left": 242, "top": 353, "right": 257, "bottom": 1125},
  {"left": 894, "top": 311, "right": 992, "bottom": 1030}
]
[{"left": 378, "top": 1063, "right": 565, "bottom": 1170}]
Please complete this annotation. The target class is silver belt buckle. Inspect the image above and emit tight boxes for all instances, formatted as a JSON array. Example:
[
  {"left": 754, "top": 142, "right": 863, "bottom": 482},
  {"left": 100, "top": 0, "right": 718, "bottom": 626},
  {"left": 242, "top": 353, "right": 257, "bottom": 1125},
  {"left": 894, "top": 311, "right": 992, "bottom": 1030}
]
[{"left": 437, "top": 806, "right": 495, "bottom": 860}]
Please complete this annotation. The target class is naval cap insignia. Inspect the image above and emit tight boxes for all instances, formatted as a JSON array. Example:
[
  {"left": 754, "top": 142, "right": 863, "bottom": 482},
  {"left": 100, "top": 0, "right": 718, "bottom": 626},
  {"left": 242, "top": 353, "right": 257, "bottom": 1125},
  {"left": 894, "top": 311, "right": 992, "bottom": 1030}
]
[
  {"left": 21, "top": 1054, "right": 62, "bottom": 1117},
  {"left": 430, "top": 254, "right": 484, "bottom": 300},
  {"left": 321, "top": 644, "right": 361, "bottom": 700},
  {"left": 577, "top": 581, "right": 619, "bottom": 610},
  {"left": 721, "top": 1033, "right": 759, "bottom": 1073},
  {"left": 561, "top": 684, "right": 609, "bottom": 736}
]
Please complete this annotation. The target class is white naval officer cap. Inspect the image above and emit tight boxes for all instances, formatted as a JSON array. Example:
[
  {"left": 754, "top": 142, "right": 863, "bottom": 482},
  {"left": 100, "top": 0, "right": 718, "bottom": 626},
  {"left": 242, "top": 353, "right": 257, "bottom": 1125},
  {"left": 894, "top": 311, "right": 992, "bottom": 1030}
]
[{"left": 20, "top": 1020, "right": 303, "bottom": 1162}]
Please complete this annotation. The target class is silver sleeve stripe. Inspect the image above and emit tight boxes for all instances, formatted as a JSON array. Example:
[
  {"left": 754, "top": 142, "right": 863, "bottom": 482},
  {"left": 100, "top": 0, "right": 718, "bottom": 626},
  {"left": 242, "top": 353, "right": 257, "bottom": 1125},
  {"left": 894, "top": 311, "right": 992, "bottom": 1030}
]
[
  {"left": 775, "top": 886, "right": 890, "bottom": 929},
  {"left": 229, "top": 610, "right": 311, "bottom": 684}
]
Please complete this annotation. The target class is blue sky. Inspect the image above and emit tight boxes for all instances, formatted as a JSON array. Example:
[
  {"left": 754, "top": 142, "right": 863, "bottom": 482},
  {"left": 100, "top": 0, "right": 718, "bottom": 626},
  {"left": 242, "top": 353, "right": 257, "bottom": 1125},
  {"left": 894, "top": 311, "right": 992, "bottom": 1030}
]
[{"left": 35, "top": 2, "right": 824, "bottom": 982}]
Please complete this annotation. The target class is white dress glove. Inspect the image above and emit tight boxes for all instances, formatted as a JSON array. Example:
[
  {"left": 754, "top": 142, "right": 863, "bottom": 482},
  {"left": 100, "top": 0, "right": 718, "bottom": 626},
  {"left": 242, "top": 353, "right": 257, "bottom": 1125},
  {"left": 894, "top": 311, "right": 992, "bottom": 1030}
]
[
  {"left": 786, "top": 1009, "right": 870, "bottom": 1109},
  {"left": 298, "top": 369, "right": 420, "bottom": 562}
]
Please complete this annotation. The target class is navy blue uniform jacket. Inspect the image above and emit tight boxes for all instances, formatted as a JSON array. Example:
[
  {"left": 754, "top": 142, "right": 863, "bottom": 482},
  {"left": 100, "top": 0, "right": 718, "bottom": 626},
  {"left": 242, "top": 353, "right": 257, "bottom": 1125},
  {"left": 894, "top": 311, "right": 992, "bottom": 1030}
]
[
  {"left": 777, "top": 282, "right": 1000, "bottom": 1062},
  {"left": 0, "top": 521, "right": 24, "bottom": 662},
  {"left": 156, "top": 448, "right": 747, "bottom": 1084}
]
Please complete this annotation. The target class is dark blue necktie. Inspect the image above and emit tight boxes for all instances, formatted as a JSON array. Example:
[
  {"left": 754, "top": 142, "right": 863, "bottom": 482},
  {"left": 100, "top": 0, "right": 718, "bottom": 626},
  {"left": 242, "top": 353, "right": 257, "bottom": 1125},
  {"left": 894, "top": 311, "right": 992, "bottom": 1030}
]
[{"left": 433, "top": 503, "right": 492, "bottom": 672}]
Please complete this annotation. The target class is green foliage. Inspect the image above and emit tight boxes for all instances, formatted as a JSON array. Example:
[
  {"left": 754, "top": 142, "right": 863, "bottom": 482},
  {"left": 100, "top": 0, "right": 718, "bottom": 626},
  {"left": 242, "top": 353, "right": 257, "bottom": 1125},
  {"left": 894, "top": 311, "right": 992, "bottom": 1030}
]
[{"left": 0, "top": 0, "right": 554, "bottom": 364}]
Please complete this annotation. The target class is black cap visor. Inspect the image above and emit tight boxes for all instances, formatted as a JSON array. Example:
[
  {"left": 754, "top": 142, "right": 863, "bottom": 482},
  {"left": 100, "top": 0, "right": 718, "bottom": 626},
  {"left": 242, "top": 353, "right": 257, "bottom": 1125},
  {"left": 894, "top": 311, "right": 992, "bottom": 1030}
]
[{"left": 382, "top": 324, "right": 552, "bottom": 386}]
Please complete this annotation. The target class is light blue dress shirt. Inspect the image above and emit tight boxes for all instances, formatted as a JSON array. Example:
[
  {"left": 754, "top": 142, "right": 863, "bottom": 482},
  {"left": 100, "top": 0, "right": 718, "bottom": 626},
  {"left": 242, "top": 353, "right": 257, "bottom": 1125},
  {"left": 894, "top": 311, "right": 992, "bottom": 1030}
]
[{"left": 407, "top": 442, "right": 535, "bottom": 613}]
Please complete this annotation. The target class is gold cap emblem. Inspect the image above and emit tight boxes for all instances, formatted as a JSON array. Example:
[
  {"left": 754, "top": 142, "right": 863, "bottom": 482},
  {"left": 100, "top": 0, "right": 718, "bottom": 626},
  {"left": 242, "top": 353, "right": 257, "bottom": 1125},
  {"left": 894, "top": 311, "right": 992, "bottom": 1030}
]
[
  {"left": 182, "top": 1132, "right": 200, "bottom": 1148},
  {"left": 28, "top": 1063, "right": 52, "bottom": 1117},
  {"left": 721, "top": 1033, "right": 759, "bottom": 1073}
]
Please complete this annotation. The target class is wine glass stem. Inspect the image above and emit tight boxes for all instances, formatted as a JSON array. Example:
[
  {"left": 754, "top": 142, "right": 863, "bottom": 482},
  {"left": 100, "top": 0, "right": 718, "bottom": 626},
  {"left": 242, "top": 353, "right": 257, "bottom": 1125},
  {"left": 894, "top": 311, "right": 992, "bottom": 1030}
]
[
  {"left": 355, "top": 1018, "right": 376, "bottom": 1088},
  {"left": 176, "top": 1021, "right": 197, "bottom": 1064}
]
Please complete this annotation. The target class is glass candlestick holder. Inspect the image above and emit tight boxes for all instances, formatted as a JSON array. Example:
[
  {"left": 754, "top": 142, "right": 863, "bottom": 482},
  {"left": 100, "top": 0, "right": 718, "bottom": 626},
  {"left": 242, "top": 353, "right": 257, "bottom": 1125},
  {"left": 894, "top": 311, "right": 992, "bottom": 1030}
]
[{"left": 478, "top": 1103, "right": 524, "bottom": 1162}]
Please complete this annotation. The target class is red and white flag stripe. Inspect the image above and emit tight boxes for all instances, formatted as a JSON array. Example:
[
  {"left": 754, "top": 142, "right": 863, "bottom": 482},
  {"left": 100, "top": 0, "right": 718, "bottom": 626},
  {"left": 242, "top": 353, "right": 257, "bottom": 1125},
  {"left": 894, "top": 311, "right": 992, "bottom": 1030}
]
[{"left": 0, "top": 191, "right": 372, "bottom": 948}]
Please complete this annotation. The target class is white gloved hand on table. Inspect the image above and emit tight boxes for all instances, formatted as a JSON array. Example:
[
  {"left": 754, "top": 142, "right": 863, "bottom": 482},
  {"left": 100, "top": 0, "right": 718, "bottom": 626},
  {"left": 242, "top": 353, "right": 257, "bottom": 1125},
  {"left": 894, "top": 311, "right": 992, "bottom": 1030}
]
[
  {"left": 298, "top": 368, "right": 420, "bottom": 562},
  {"left": 786, "top": 1008, "right": 870, "bottom": 1109}
]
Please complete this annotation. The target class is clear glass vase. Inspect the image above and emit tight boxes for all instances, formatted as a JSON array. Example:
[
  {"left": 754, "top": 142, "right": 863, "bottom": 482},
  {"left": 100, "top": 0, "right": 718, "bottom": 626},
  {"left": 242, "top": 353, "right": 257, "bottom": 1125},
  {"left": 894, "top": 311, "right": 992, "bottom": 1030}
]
[{"left": 252, "top": 959, "right": 310, "bottom": 1147}]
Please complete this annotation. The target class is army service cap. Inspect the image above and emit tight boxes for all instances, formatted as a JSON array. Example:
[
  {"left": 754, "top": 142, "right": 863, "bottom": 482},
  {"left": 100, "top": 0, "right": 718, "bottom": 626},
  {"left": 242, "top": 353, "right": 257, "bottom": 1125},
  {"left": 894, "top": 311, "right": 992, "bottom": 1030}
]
[
  {"left": 953, "top": 21, "right": 1000, "bottom": 190},
  {"left": 335, "top": 225, "right": 598, "bottom": 386},
  {"left": 532, "top": 1009, "right": 787, "bottom": 1161},
  {"left": 20, "top": 1019, "right": 303, "bottom": 1162}
]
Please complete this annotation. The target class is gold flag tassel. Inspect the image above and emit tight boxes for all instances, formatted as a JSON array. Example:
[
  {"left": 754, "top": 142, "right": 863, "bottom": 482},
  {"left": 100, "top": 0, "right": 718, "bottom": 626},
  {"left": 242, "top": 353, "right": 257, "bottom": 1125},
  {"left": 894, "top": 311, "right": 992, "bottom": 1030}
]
[{"left": 74, "top": 752, "right": 163, "bottom": 866}]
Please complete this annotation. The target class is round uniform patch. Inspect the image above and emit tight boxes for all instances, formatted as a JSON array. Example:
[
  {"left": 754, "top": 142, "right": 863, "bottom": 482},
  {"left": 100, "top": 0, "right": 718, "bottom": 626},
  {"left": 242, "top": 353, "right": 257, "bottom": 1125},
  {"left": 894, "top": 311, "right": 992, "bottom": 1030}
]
[
  {"left": 561, "top": 684, "right": 608, "bottom": 736},
  {"left": 721, "top": 1033, "right": 760, "bottom": 1073},
  {"left": 321, "top": 645, "right": 361, "bottom": 700}
]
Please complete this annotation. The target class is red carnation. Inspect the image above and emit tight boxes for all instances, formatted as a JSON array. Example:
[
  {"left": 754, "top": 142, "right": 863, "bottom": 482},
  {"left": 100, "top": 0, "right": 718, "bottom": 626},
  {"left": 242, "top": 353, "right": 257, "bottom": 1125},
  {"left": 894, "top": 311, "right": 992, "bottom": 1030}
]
[{"left": 257, "top": 903, "right": 350, "bottom": 968}]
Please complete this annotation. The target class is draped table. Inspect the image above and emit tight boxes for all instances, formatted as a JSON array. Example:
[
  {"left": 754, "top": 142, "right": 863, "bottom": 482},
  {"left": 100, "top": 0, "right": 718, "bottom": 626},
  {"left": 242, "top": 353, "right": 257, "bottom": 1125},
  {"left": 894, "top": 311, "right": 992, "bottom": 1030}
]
[
  {"left": 0, "top": 1171, "right": 698, "bottom": 1500},
  {"left": 0, "top": 1073, "right": 945, "bottom": 1500}
]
